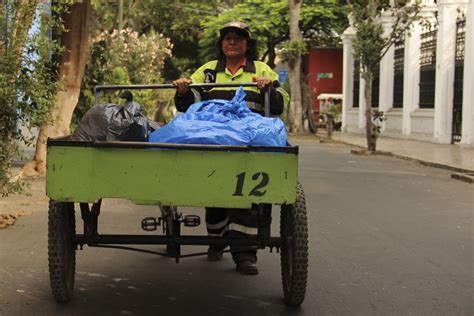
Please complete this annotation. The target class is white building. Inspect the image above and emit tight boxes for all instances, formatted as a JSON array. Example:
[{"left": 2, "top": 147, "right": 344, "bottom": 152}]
[{"left": 341, "top": 0, "right": 473, "bottom": 147}]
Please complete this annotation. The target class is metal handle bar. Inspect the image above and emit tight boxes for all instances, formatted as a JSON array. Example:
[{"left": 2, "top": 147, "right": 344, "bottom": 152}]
[
  {"left": 95, "top": 82, "right": 259, "bottom": 92},
  {"left": 94, "top": 82, "right": 271, "bottom": 117}
]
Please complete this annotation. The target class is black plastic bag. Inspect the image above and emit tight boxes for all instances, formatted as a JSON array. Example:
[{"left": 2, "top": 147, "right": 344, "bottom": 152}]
[{"left": 71, "top": 101, "right": 159, "bottom": 142}]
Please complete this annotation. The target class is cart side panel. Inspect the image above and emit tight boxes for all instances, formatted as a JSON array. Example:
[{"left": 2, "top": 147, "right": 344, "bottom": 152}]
[{"left": 46, "top": 146, "right": 298, "bottom": 208}]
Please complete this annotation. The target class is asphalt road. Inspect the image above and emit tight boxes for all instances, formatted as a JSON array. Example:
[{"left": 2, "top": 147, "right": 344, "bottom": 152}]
[{"left": 0, "top": 140, "right": 472, "bottom": 315}]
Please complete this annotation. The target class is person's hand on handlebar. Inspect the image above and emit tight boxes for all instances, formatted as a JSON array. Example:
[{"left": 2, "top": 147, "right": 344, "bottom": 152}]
[
  {"left": 253, "top": 77, "right": 273, "bottom": 91},
  {"left": 172, "top": 78, "right": 192, "bottom": 95}
]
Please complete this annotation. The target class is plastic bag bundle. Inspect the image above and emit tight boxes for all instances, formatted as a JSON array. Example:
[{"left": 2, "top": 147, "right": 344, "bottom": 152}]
[
  {"left": 148, "top": 87, "right": 287, "bottom": 146},
  {"left": 71, "top": 101, "right": 159, "bottom": 142}
]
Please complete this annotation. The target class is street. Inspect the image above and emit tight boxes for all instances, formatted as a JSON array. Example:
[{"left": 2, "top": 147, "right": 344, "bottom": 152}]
[{"left": 0, "top": 139, "right": 472, "bottom": 315}]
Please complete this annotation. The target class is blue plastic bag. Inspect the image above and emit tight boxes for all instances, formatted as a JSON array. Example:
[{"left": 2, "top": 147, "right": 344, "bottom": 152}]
[{"left": 148, "top": 87, "right": 287, "bottom": 146}]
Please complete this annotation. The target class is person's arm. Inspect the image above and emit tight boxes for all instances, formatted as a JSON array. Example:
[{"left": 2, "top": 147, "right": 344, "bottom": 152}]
[
  {"left": 173, "top": 63, "right": 210, "bottom": 112},
  {"left": 254, "top": 64, "right": 289, "bottom": 116},
  {"left": 173, "top": 78, "right": 194, "bottom": 112},
  {"left": 269, "top": 81, "right": 287, "bottom": 116}
]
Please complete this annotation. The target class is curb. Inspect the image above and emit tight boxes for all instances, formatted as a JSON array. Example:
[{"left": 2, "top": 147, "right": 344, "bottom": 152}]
[
  {"left": 333, "top": 139, "right": 474, "bottom": 175},
  {"left": 451, "top": 172, "right": 474, "bottom": 184}
]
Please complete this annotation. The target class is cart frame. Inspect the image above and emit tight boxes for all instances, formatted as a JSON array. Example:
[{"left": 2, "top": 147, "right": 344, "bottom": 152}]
[{"left": 46, "top": 83, "right": 308, "bottom": 306}]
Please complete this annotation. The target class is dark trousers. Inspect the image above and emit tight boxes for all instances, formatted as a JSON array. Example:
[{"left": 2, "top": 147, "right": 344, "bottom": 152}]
[{"left": 205, "top": 207, "right": 258, "bottom": 264}]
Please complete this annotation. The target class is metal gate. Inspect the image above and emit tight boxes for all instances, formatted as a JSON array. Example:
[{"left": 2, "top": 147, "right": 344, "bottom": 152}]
[
  {"left": 372, "top": 63, "right": 380, "bottom": 108},
  {"left": 353, "top": 59, "right": 360, "bottom": 108},
  {"left": 419, "top": 27, "right": 437, "bottom": 109},
  {"left": 393, "top": 36, "right": 405, "bottom": 108},
  {"left": 452, "top": 15, "right": 465, "bottom": 143}
]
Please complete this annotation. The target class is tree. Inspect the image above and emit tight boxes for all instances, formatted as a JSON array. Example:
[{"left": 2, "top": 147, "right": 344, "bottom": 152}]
[
  {"left": 73, "top": 1, "right": 173, "bottom": 128},
  {"left": 199, "top": 0, "right": 348, "bottom": 69},
  {"left": 93, "top": 0, "right": 347, "bottom": 98},
  {"left": 128, "top": 0, "right": 245, "bottom": 79},
  {"left": 75, "top": 26, "right": 172, "bottom": 126},
  {"left": 92, "top": 0, "right": 346, "bottom": 80},
  {"left": 22, "top": 0, "right": 91, "bottom": 176},
  {"left": 0, "top": 1, "right": 36, "bottom": 194},
  {"left": 287, "top": 0, "right": 305, "bottom": 133},
  {"left": 349, "top": 0, "right": 421, "bottom": 151},
  {"left": 0, "top": 1, "right": 63, "bottom": 195}
]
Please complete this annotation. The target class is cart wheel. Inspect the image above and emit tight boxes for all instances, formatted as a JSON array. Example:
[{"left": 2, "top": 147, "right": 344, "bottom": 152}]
[
  {"left": 48, "top": 201, "right": 76, "bottom": 303},
  {"left": 280, "top": 182, "right": 308, "bottom": 306}
]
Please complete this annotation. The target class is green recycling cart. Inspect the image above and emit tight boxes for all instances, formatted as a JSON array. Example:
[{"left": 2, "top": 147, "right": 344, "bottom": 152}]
[{"left": 46, "top": 83, "right": 308, "bottom": 306}]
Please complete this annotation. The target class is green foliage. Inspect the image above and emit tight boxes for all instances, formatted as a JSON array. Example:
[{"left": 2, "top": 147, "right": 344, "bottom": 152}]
[
  {"left": 94, "top": 28, "right": 171, "bottom": 83},
  {"left": 0, "top": 2, "right": 64, "bottom": 195},
  {"left": 199, "top": 0, "right": 348, "bottom": 66},
  {"left": 300, "top": 0, "right": 350, "bottom": 47},
  {"left": 76, "top": 27, "right": 172, "bottom": 127},
  {"left": 279, "top": 40, "right": 308, "bottom": 63},
  {"left": 124, "top": 0, "right": 244, "bottom": 79},
  {"left": 371, "top": 109, "right": 387, "bottom": 137},
  {"left": 89, "top": 0, "right": 347, "bottom": 82},
  {"left": 349, "top": 0, "right": 421, "bottom": 149},
  {"left": 350, "top": 0, "right": 421, "bottom": 73}
]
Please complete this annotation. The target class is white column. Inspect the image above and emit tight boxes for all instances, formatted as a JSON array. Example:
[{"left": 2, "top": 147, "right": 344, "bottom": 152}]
[
  {"left": 402, "top": 25, "right": 420, "bottom": 135},
  {"left": 341, "top": 27, "right": 356, "bottom": 132},
  {"left": 433, "top": 0, "right": 467, "bottom": 143},
  {"left": 379, "top": 12, "right": 395, "bottom": 132},
  {"left": 461, "top": 0, "right": 473, "bottom": 147},
  {"left": 402, "top": 3, "right": 437, "bottom": 136}
]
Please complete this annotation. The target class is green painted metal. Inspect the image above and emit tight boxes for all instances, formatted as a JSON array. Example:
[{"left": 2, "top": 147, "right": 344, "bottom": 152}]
[{"left": 46, "top": 145, "right": 298, "bottom": 208}]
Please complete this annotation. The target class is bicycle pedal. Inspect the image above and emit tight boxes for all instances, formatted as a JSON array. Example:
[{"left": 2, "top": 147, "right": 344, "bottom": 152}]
[
  {"left": 141, "top": 217, "right": 160, "bottom": 231},
  {"left": 182, "top": 215, "right": 200, "bottom": 227}
]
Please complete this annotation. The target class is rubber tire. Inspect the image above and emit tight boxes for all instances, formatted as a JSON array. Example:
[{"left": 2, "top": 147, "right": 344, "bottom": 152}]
[
  {"left": 48, "top": 201, "right": 76, "bottom": 303},
  {"left": 280, "top": 182, "right": 308, "bottom": 306}
]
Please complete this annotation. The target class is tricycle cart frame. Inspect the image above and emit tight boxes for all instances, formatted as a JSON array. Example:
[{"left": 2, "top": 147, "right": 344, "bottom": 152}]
[{"left": 46, "top": 83, "right": 308, "bottom": 306}]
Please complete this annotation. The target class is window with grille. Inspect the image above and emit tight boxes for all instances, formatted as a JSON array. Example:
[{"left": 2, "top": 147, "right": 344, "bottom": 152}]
[
  {"left": 452, "top": 16, "right": 465, "bottom": 143},
  {"left": 419, "top": 27, "right": 437, "bottom": 108},
  {"left": 393, "top": 36, "right": 405, "bottom": 108},
  {"left": 371, "top": 63, "right": 380, "bottom": 108},
  {"left": 353, "top": 59, "right": 360, "bottom": 108},
  {"left": 453, "top": 17, "right": 465, "bottom": 110}
]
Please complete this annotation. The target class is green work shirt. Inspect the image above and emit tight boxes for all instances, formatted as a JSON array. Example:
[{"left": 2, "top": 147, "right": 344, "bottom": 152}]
[{"left": 175, "top": 59, "right": 288, "bottom": 116}]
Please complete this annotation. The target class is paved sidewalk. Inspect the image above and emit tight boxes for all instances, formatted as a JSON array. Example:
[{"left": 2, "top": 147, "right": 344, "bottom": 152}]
[{"left": 317, "top": 131, "right": 474, "bottom": 173}]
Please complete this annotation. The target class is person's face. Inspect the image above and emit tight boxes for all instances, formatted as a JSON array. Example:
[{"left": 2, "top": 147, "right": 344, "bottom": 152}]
[{"left": 221, "top": 31, "right": 248, "bottom": 59}]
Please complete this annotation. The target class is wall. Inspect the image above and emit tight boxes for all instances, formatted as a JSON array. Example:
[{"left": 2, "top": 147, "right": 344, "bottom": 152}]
[{"left": 306, "top": 48, "right": 343, "bottom": 121}]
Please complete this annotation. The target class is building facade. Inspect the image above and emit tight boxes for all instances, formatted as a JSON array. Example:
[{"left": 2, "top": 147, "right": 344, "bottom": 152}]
[{"left": 341, "top": 0, "right": 473, "bottom": 147}]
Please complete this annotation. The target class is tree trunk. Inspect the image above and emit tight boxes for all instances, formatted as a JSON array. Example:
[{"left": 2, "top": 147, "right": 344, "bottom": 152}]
[
  {"left": 266, "top": 43, "right": 276, "bottom": 69},
  {"left": 287, "top": 0, "right": 303, "bottom": 134},
  {"left": 22, "top": 0, "right": 91, "bottom": 177},
  {"left": 327, "top": 115, "right": 334, "bottom": 139},
  {"left": 364, "top": 72, "right": 376, "bottom": 151},
  {"left": 301, "top": 74, "right": 317, "bottom": 133}
]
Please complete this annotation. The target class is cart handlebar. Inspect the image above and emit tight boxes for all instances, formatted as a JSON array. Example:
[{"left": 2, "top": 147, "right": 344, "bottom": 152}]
[
  {"left": 95, "top": 82, "right": 259, "bottom": 92},
  {"left": 94, "top": 82, "right": 271, "bottom": 117}
]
